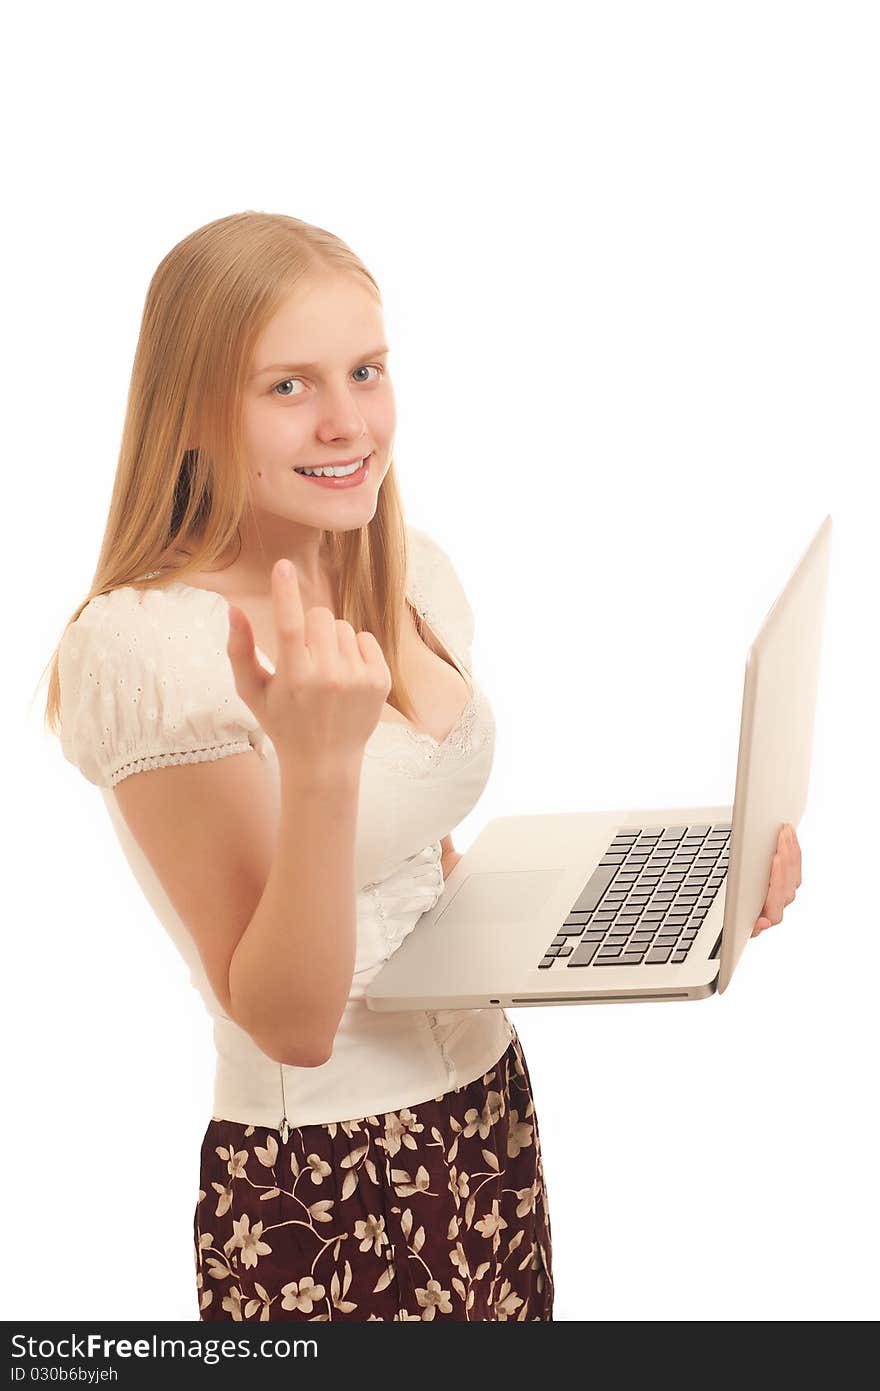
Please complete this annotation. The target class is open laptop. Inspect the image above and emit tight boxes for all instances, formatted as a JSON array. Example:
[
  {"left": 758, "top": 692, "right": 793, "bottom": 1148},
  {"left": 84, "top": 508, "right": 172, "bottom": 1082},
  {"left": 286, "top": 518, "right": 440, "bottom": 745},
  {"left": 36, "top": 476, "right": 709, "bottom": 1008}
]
[{"left": 365, "top": 515, "right": 831, "bottom": 1011}]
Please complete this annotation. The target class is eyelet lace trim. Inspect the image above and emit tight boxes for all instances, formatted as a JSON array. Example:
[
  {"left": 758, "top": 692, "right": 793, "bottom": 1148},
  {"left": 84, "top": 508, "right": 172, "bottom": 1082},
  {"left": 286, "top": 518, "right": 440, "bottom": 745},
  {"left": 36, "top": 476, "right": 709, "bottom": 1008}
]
[{"left": 109, "top": 739, "right": 254, "bottom": 787}]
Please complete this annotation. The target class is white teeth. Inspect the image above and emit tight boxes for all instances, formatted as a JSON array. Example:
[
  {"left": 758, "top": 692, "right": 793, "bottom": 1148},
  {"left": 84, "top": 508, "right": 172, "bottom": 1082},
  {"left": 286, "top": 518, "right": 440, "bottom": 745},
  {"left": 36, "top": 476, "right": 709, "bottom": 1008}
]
[{"left": 295, "top": 458, "right": 365, "bottom": 477}]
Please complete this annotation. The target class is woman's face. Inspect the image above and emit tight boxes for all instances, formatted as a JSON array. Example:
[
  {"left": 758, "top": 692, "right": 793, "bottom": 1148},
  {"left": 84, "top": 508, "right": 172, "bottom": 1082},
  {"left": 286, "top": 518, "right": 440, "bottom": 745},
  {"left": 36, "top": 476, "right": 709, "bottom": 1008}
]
[{"left": 241, "top": 275, "right": 396, "bottom": 534}]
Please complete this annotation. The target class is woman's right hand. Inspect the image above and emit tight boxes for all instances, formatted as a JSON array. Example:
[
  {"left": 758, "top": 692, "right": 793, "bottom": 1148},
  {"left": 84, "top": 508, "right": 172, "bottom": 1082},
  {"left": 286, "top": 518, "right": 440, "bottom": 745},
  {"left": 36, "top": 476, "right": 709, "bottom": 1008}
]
[{"left": 225, "top": 556, "right": 392, "bottom": 770}]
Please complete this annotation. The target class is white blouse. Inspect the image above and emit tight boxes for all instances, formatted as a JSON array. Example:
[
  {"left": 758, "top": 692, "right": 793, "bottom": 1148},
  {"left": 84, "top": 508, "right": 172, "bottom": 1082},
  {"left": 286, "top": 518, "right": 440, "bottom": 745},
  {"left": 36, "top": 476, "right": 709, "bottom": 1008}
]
[{"left": 57, "top": 524, "right": 514, "bottom": 1132}]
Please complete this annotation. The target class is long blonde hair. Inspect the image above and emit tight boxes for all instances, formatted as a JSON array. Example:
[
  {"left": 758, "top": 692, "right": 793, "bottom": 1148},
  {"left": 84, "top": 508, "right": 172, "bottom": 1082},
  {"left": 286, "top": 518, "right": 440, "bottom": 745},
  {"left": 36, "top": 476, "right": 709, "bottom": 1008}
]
[{"left": 40, "top": 210, "right": 421, "bottom": 737}]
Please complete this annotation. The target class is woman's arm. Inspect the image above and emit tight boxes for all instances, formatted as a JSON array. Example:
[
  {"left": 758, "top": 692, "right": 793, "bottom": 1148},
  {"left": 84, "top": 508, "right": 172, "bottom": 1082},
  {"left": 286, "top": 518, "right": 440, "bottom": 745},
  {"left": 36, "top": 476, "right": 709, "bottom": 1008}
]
[{"left": 440, "top": 833, "right": 463, "bottom": 880}]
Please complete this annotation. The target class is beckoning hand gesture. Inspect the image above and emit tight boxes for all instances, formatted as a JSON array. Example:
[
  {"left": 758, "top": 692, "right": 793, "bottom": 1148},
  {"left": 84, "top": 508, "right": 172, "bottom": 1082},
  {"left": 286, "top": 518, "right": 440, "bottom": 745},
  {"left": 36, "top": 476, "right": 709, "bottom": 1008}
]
[
  {"left": 226, "top": 556, "right": 392, "bottom": 769},
  {"left": 752, "top": 823, "right": 803, "bottom": 937}
]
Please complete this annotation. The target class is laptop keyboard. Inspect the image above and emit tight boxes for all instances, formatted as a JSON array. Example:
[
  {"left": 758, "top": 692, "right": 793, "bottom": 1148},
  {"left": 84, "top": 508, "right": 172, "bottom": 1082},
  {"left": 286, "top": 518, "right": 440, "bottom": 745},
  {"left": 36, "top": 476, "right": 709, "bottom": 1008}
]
[{"left": 538, "top": 823, "right": 731, "bottom": 969}]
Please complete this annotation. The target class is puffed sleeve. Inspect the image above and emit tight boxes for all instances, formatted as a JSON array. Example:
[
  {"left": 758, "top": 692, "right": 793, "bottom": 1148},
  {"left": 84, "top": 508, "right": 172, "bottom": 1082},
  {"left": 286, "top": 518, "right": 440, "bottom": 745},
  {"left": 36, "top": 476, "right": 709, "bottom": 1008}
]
[
  {"left": 58, "top": 582, "right": 270, "bottom": 789},
  {"left": 405, "top": 524, "right": 476, "bottom": 671}
]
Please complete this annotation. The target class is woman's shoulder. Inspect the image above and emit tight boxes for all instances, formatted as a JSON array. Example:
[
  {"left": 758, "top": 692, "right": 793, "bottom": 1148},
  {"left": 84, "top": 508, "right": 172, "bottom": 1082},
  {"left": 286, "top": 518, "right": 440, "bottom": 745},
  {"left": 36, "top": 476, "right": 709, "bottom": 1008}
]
[
  {"left": 69, "top": 575, "right": 227, "bottom": 636},
  {"left": 57, "top": 578, "right": 260, "bottom": 789},
  {"left": 61, "top": 577, "right": 236, "bottom": 679},
  {"left": 405, "top": 522, "right": 476, "bottom": 653}
]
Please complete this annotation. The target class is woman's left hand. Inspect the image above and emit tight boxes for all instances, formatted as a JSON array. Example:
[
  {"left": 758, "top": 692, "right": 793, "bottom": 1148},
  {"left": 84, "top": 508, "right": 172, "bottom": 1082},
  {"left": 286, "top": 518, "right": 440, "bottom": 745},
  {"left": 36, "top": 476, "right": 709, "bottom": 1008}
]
[{"left": 752, "top": 822, "right": 803, "bottom": 937}]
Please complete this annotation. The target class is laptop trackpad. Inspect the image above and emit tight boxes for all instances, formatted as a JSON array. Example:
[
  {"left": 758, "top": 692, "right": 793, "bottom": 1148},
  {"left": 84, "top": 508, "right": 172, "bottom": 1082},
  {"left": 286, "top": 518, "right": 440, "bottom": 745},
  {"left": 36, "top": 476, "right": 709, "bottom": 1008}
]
[{"left": 435, "top": 869, "right": 561, "bottom": 927}]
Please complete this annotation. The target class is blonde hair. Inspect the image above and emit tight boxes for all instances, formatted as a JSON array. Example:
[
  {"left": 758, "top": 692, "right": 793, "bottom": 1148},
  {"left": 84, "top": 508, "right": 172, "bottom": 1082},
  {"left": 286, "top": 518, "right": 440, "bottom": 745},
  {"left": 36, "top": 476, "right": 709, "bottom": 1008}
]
[{"left": 40, "top": 210, "right": 422, "bottom": 738}]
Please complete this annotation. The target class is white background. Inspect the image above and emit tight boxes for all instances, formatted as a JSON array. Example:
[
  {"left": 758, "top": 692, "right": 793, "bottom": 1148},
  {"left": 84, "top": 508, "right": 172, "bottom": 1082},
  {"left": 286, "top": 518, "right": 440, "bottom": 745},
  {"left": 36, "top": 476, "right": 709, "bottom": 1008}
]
[{"left": 8, "top": 0, "right": 878, "bottom": 1321}]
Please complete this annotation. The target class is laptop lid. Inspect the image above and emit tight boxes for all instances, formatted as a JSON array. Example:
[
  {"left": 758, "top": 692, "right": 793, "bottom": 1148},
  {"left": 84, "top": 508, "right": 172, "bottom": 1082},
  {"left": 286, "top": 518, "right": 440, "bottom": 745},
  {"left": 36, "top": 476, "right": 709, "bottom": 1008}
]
[{"left": 719, "top": 514, "right": 832, "bottom": 992}]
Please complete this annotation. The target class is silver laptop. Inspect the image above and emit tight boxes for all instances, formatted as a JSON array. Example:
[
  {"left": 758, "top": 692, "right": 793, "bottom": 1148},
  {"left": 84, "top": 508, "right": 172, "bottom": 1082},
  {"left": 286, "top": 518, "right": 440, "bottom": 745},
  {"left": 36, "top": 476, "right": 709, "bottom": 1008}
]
[{"left": 365, "top": 515, "right": 831, "bottom": 1011}]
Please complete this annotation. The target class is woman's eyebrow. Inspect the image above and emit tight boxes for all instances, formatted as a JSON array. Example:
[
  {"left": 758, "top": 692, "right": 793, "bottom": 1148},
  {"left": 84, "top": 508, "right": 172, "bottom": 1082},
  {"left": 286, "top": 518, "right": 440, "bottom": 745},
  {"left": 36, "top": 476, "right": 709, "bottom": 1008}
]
[{"left": 252, "top": 345, "right": 390, "bottom": 379}]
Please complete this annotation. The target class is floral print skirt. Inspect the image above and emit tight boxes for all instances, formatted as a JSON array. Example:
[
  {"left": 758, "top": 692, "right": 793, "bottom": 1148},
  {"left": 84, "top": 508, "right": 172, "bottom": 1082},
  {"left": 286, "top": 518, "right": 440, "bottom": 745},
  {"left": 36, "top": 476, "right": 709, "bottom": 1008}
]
[{"left": 193, "top": 1026, "right": 554, "bottom": 1321}]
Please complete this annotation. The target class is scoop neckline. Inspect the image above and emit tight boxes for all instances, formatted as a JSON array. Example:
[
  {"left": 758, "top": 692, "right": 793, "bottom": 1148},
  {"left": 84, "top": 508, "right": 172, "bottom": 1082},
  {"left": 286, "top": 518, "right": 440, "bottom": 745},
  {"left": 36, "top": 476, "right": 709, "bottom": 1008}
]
[{"left": 152, "top": 574, "right": 477, "bottom": 750}]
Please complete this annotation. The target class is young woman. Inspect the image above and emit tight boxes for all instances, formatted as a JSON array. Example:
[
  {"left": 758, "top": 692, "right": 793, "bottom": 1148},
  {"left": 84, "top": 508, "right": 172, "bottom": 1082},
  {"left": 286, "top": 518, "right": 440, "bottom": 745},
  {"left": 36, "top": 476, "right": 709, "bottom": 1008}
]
[{"left": 45, "top": 211, "right": 801, "bottom": 1322}]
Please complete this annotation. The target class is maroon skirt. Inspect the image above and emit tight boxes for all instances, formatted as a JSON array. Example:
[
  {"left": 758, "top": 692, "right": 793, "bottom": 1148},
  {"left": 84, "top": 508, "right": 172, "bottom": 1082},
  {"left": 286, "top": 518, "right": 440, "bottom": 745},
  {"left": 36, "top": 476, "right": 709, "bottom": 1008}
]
[{"left": 193, "top": 1026, "right": 554, "bottom": 1321}]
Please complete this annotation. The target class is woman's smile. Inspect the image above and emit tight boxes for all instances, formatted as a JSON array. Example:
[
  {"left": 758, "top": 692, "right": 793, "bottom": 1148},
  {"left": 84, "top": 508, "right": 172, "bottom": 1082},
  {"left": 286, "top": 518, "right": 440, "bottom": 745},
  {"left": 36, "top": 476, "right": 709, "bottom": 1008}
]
[{"left": 291, "top": 453, "right": 372, "bottom": 489}]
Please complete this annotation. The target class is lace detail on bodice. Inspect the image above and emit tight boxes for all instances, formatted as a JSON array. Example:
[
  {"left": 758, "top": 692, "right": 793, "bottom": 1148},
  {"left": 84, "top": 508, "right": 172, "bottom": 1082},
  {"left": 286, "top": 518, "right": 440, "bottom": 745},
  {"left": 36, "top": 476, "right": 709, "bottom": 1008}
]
[
  {"left": 359, "top": 841, "right": 446, "bottom": 960},
  {"left": 364, "top": 683, "right": 492, "bottom": 777}
]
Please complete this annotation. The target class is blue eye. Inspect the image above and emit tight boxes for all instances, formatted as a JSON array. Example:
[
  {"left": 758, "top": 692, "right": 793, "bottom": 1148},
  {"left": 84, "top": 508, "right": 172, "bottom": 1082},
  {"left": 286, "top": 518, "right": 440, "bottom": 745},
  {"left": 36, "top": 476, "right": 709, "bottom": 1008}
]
[{"left": 273, "top": 364, "right": 384, "bottom": 397}]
